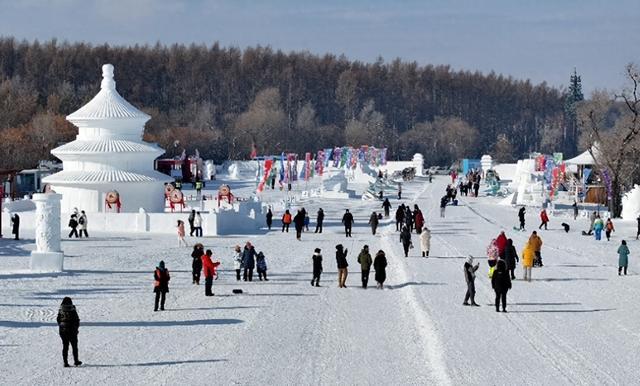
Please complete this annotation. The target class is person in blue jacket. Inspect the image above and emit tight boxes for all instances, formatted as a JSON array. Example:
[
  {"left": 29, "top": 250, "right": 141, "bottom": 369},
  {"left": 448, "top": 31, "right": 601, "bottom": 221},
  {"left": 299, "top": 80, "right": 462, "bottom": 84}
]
[{"left": 618, "top": 240, "right": 630, "bottom": 276}]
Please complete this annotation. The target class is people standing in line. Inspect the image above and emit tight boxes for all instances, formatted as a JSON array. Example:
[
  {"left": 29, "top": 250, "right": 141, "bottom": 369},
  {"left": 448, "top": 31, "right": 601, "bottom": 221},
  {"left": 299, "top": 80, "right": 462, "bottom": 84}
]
[
  {"left": 395, "top": 205, "right": 405, "bottom": 231},
  {"left": 68, "top": 214, "right": 79, "bottom": 238},
  {"left": 572, "top": 201, "right": 579, "bottom": 220},
  {"left": 10, "top": 213, "right": 20, "bottom": 240},
  {"left": 233, "top": 245, "right": 243, "bottom": 281},
  {"left": 311, "top": 248, "right": 323, "bottom": 287},
  {"left": 605, "top": 218, "right": 615, "bottom": 241},
  {"left": 374, "top": 250, "right": 388, "bottom": 289},
  {"left": 242, "top": 242, "right": 257, "bottom": 282},
  {"left": 618, "top": 240, "right": 630, "bottom": 276},
  {"left": 153, "top": 261, "right": 170, "bottom": 311},
  {"left": 382, "top": 198, "right": 392, "bottom": 218},
  {"left": 336, "top": 244, "right": 349, "bottom": 288},
  {"left": 357, "top": 245, "right": 372, "bottom": 289},
  {"left": 538, "top": 209, "right": 549, "bottom": 230},
  {"left": 504, "top": 239, "right": 519, "bottom": 280},
  {"left": 413, "top": 205, "right": 424, "bottom": 234},
  {"left": 256, "top": 251, "right": 268, "bottom": 281},
  {"left": 521, "top": 242, "right": 534, "bottom": 282},
  {"left": 518, "top": 207, "right": 526, "bottom": 231},
  {"left": 293, "top": 209, "right": 305, "bottom": 240},
  {"left": 266, "top": 207, "right": 273, "bottom": 230},
  {"left": 342, "top": 209, "right": 354, "bottom": 237},
  {"left": 177, "top": 220, "right": 188, "bottom": 247},
  {"left": 440, "top": 195, "right": 448, "bottom": 218},
  {"left": 491, "top": 260, "right": 512, "bottom": 313},
  {"left": 420, "top": 226, "right": 431, "bottom": 257},
  {"left": 529, "top": 231, "right": 543, "bottom": 267},
  {"left": 191, "top": 243, "right": 204, "bottom": 285},
  {"left": 188, "top": 209, "right": 196, "bottom": 237},
  {"left": 463, "top": 256, "right": 480, "bottom": 306},
  {"left": 593, "top": 215, "right": 604, "bottom": 241},
  {"left": 56, "top": 297, "right": 82, "bottom": 367},
  {"left": 193, "top": 211, "right": 203, "bottom": 237},
  {"left": 400, "top": 225, "right": 412, "bottom": 258},
  {"left": 369, "top": 211, "right": 379, "bottom": 235},
  {"left": 281, "top": 210, "right": 292, "bottom": 233},
  {"left": 202, "top": 249, "right": 220, "bottom": 296},
  {"left": 78, "top": 211, "right": 88, "bottom": 238},
  {"left": 315, "top": 208, "right": 325, "bottom": 233}
]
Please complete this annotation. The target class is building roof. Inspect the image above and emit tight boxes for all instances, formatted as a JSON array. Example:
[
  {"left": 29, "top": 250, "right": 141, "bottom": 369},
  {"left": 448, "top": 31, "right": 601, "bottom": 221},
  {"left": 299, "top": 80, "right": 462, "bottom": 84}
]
[
  {"left": 43, "top": 170, "right": 171, "bottom": 184},
  {"left": 52, "top": 139, "right": 163, "bottom": 154},
  {"left": 565, "top": 146, "right": 599, "bottom": 166},
  {"left": 66, "top": 64, "right": 150, "bottom": 121}
]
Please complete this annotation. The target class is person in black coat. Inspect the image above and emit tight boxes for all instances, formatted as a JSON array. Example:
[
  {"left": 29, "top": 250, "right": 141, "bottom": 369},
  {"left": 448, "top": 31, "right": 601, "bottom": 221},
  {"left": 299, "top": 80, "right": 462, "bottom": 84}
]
[
  {"left": 400, "top": 226, "right": 412, "bottom": 257},
  {"left": 404, "top": 207, "right": 413, "bottom": 231},
  {"left": 68, "top": 214, "right": 79, "bottom": 238},
  {"left": 242, "top": 243, "right": 257, "bottom": 281},
  {"left": 311, "top": 248, "right": 323, "bottom": 287},
  {"left": 440, "top": 196, "right": 448, "bottom": 218},
  {"left": 342, "top": 209, "right": 354, "bottom": 237},
  {"left": 373, "top": 250, "right": 388, "bottom": 289},
  {"left": 154, "top": 261, "right": 170, "bottom": 311},
  {"left": 266, "top": 208, "right": 273, "bottom": 230},
  {"left": 315, "top": 208, "right": 325, "bottom": 233},
  {"left": 395, "top": 205, "right": 405, "bottom": 231},
  {"left": 336, "top": 244, "right": 349, "bottom": 288},
  {"left": 11, "top": 213, "right": 20, "bottom": 240},
  {"left": 191, "top": 243, "right": 204, "bottom": 284},
  {"left": 518, "top": 207, "right": 526, "bottom": 231},
  {"left": 293, "top": 210, "right": 305, "bottom": 240},
  {"left": 56, "top": 297, "right": 82, "bottom": 367},
  {"left": 382, "top": 198, "right": 392, "bottom": 218},
  {"left": 369, "top": 211, "right": 379, "bottom": 235},
  {"left": 491, "top": 260, "right": 512, "bottom": 312},
  {"left": 636, "top": 215, "right": 640, "bottom": 240},
  {"left": 503, "top": 239, "right": 519, "bottom": 280}
]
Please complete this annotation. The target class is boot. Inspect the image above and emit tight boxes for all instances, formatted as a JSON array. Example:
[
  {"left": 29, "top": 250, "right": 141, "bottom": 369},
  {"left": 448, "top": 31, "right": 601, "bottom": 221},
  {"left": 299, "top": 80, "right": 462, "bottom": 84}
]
[
  {"left": 64, "top": 363, "right": 70, "bottom": 368},
  {"left": 74, "top": 361, "right": 82, "bottom": 366},
  {"left": 422, "top": 252, "right": 425, "bottom": 257},
  {"left": 426, "top": 251, "right": 429, "bottom": 257},
  {"left": 311, "top": 280, "right": 315, "bottom": 286}
]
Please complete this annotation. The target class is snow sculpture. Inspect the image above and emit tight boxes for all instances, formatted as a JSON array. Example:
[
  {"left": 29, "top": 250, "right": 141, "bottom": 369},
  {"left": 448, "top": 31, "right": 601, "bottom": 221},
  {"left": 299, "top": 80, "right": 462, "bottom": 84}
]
[
  {"left": 412, "top": 153, "right": 424, "bottom": 176},
  {"left": 30, "top": 193, "right": 64, "bottom": 272},
  {"left": 621, "top": 184, "right": 640, "bottom": 220},
  {"left": 43, "top": 64, "right": 171, "bottom": 213},
  {"left": 480, "top": 154, "right": 493, "bottom": 176}
]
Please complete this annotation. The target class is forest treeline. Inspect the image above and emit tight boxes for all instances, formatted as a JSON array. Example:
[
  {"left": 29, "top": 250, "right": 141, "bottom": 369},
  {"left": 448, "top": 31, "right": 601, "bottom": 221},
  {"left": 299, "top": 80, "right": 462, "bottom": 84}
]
[{"left": 0, "top": 37, "right": 573, "bottom": 170}]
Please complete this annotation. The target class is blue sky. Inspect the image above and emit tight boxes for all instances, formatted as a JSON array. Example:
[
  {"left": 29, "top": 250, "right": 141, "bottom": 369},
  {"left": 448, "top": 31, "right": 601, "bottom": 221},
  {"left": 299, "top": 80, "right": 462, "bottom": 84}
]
[{"left": 0, "top": 0, "right": 638, "bottom": 94}]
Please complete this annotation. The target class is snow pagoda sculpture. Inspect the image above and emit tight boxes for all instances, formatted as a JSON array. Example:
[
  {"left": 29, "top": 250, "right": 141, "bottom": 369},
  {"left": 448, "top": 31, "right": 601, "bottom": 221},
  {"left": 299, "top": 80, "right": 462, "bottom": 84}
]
[{"left": 44, "top": 64, "right": 171, "bottom": 213}]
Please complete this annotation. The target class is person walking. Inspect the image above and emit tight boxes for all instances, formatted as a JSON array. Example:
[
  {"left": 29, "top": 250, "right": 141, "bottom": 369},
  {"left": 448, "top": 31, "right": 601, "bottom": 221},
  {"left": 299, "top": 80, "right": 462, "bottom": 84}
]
[
  {"left": 400, "top": 225, "right": 412, "bottom": 257},
  {"left": 311, "top": 248, "right": 323, "bottom": 287},
  {"left": 463, "top": 256, "right": 480, "bottom": 306},
  {"left": 495, "top": 231, "right": 508, "bottom": 259},
  {"left": 193, "top": 212, "right": 203, "bottom": 237},
  {"left": 293, "top": 210, "right": 305, "bottom": 240},
  {"left": 357, "top": 245, "right": 373, "bottom": 289},
  {"left": 518, "top": 207, "right": 526, "bottom": 231},
  {"left": 491, "top": 260, "right": 512, "bottom": 312},
  {"left": 593, "top": 215, "right": 604, "bottom": 241},
  {"left": 588, "top": 211, "right": 597, "bottom": 235},
  {"left": 397, "top": 183, "right": 402, "bottom": 200},
  {"left": 538, "top": 209, "right": 549, "bottom": 230},
  {"left": 233, "top": 245, "right": 243, "bottom": 281},
  {"left": 618, "top": 240, "right": 630, "bottom": 276},
  {"left": 177, "top": 220, "right": 188, "bottom": 247},
  {"left": 315, "top": 208, "right": 324, "bottom": 233},
  {"left": 266, "top": 207, "right": 273, "bottom": 230},
  {"left": 256, "top": 251, "right": 269, "bottom": 281},
  {"left": 242, "top": 242, "right": 257, "bottom": 282},
  {"left": 188, "top": 209, "right": 196, "bottom": 237},
  {"left": 342, "top": 209, "right": 354, "bottom": 237},
  {"left": 78, "top": 211, "right": 88, "bottom": 238},
  {"left": 10, "top": 213, "right": 20, "bottom": 240},
  {"left": 521, "top": 242, "right": 535, "bottom": 282},
  {"left": 56, "top": 297, "right": 82, "bottom": 367},
  {"left": 202, "top": 249, "right": 220, "bottom": 296},
  {"left": 281, "top": 210, "right": 292, "bottom": 233},
  {"left": 336, "top": 244, "right": 349, "bottom": 288},
  {"left": 369, "top": 212, "right": 379, "bottom": 235},
  {"left": 395, "top": 205, "right": 405, "bottom": 231},
  {"left": 420, "top": 226, "right": 431, "bottom": 257},
  {"left": 605, "top": 218, "right": 615, "bottom": 241},
  {"left": 373, "top": 250, "right": 388, "bottom": 289},
  {"left": 190, "top": 243, "right": 204, "bottom": 284},
  {"left": 529, "top": 231, "right": 543, "bottom": 267},
  {"left": 440, "top": 195, "right": 448, "bottom": 218},
  {"left": 68, "top": 214, "right": 79, "bottom": 238},
  {"left": 504, "top": 239, "right": 519, "bottom": 280},
  {"left": 382, "top": 198, "right": 392, "bottom": 218},
  {"left": 413, "top": 206, "right": 424, "bottom": 234},
  {"left": 572, "top": 201, "right": 579, "bottom": 220},
  {"left": 404, "top": 206, "right": 413, "bottom": 232},
  {"left": 153, "top": 261, "right": 170, "bottom": 311}
]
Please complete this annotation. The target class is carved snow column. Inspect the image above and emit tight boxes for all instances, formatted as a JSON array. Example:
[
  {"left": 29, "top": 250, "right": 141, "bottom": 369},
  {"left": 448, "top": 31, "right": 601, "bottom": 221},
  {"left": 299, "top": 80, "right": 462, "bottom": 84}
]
[
  {"left": 480, "top": 154, "right": 493, "bottom": 178},
  {"left": 30, "top": 193, "right": 64, "bottom": 272},
  {"left": 412, "top": 153, "right": 424, "bottom": 176}
]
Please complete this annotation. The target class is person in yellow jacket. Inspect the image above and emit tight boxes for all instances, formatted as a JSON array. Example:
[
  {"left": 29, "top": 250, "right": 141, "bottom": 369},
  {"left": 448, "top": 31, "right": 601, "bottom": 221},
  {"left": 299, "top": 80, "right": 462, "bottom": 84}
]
[
  {"left": 521, "top": 242, "right": 535, "bottom": 282},
  {"left": 528, "top": 231, "right": 543, "bottom": 267}
]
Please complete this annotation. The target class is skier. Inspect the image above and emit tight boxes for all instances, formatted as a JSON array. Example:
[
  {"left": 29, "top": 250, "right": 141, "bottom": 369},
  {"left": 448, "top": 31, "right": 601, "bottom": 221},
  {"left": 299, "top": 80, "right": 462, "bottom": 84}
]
[
  {"left": 311, "top": 248, "right": 323, "bottom": 287},
  {"left": 10, "top": 213, "right": 19, "bottom": 240},
  {"left": 382, "top": 198, "right": 392, "bottom": 218},
  {"left": 618, "top": 240, "right": 630, "bottom": 276},
  {"left": 315, "top": 208, "right": 324, "bottom": 233},
  {"left": 153, "top": 260, "right": 170, "bottom": 311},
  {"left": 336, "top": 244, "right": 349, "bottom": 288},
  {"left": 242, "top": 242, "right": 257, "bottom": 282},
  {"left": 518, "top": 207, "right": 526, "bottom": 231},
  {"left": 191, "top": 243, "right": 204, "bottom": 284},
  {"left": 56, "top": 297, "right": 82, "bottom": 367},
  {"left": 495, "top": 231, "right": 508, "bottom": 259},
  {"left": 369, "top": 211, "right": 379, "bottom": 235},
  {"left": 400, "top": 225, "right": 412, "bottom": 257},
  {"left": 413, "top": 205, "right": 424, "bottom": 234},
  {"left": 395, "top": 205, "right": 405, "bottom": 231},
  {"left": 538, "top": 209, "right": 549, "bottom": 230},
  {"left": 78, "top": 211, "right": 88, "bottom": 238},
  {"left": 188, "top": 209, "right": 196, "bottom": 236},
  {"left": 357, "top": 245, "right": 373, "bottom": 289},
  {"left": 491, "top": 260, "right": 512, "bottom": 313},
  {"left": 193, "top": 211, "right": 203, "bottom": 237},
  {"left": 177, "top": 220, "right": 188, "bottom": 247},
  {"left": 504, "top": 239, "right": 519, "bottom": 280},
  {"left": 266, "top": 207, "right": 273, "bottom": 230},
  {"left": 420, "top": 226, "right": 431, "bottom": 257},
  {"left": 281, "top": 209, "right": 292, "bottom": 233},
  {"left": 572, "top": 201, "right": 579, "bottom": 220},
  {"left": 605, "top": 218, "right": 615, "bottom": 241},
  {"left": 374, "top": 250, "right": 388, "bottom": 289},
  {"left": 521, "top": 242, "right": 534, "bottom": 282},
  {"left": 233, "top": 245, "right": 243, "bottom": 281},
  {"left": 256, "top": 251, "right": 268, "bottom": 281},
  {"left": 440, "top": 195, "right": 448, "bottom": 218},
  {"left": 68, "top": 214, "right": 79, "bottom": 238},
  {"left": 293, "top": 210, "right": 305, "bottom": 240},
  {"left": 202, "top": 249, "right": 220, "bottom": 295},
  {"left": 529, "top": 231, "right": 543, "bottom": 267},
  {"left": 463, "top": 256, "right": 480, "bottom": 306},
  {"left": 593, "top": 215, "right": 604, "bottom": 241},
  {"left": 342, "top": 209, "right": 354, "bottom": 237}
]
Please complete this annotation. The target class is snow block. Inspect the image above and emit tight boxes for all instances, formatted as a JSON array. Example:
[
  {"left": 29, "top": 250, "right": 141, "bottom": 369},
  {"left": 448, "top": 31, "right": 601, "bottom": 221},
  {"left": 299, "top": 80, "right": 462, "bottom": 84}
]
[{"left": 30, "top": 251, "right": 64, "bottom": 272}]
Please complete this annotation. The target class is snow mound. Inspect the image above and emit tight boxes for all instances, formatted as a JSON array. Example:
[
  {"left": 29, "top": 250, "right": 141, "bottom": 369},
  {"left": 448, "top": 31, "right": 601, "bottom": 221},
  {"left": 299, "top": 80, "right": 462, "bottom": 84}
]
[
  {"left": 222, "top": 161, "right": 258, "bottom": 180},
  {"left": 622, "top": 184, "right": 640, "bottom": 220}
]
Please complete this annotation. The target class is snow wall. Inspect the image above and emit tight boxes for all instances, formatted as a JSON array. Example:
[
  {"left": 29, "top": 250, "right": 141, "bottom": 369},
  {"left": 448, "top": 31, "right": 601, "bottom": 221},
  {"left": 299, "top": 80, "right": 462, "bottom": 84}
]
[{"left": 622, "top": 184, "right": 640, "bottom": 220}]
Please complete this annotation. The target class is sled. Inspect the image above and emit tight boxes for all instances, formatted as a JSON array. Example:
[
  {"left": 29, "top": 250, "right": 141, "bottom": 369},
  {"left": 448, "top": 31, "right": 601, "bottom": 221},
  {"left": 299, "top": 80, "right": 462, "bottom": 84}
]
[{"left": 232, "top": 289, "right": 243, "bottom": 294}]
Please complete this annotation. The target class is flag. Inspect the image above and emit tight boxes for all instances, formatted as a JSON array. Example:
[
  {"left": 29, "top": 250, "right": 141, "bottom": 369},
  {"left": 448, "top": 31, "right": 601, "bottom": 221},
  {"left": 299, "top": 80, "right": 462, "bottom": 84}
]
[{"left": 257, "top": 159, "right": 273, "bottom": 193}]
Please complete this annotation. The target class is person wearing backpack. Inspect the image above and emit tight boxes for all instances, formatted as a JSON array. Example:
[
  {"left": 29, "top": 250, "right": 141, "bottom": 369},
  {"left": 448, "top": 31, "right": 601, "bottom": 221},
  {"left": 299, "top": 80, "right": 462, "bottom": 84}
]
[
  {"left": 56, "top": 297, "right": 82, "bottom": 367},
  {"left": 281, "top": 210, "right": 292, "bottom": 233}
]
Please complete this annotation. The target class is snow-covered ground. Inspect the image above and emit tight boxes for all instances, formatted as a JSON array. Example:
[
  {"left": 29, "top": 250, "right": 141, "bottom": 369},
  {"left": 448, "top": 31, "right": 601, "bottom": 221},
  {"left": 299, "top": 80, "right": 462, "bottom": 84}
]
[{"left": 1, "top": 175, "right": 639, "bottom": 385}]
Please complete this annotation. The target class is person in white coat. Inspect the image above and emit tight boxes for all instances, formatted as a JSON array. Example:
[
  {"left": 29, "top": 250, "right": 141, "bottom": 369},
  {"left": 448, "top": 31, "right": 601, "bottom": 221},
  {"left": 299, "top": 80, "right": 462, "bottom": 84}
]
[
  {"left": 78, "top": 211, "right": 89, "bottom": 238},
  {"left": 193, "top": 212, "right": 203, "bottom": 237},
  {"left": 420, "top": 226, "right": 431, "bottom": 257},
  {"left": 232, "top": 245, "right": 243, "bottom": 281}
]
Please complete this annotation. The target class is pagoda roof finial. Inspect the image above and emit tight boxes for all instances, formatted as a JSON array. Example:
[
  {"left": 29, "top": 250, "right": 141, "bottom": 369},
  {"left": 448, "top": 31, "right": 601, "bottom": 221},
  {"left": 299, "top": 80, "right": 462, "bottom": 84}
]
[{"left": 101, "top": 64, "right": 116, "bottom": 91}]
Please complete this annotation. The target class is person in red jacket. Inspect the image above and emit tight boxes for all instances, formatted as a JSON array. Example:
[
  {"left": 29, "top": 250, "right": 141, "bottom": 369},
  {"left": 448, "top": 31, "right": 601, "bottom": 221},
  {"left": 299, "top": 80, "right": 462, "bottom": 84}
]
[
  {"left": 495, "top": 231, "right": 508, "bottom": 259},
  {"left": 154, "top": 261, "right": 170, "bottom": 311},
  {"left": 201, "top": 249, "right": 220, "bottom": 296},
  {"left": 539, "top": 209, "right": 549, "bottom": 230},
  {"left": 413, "top": 205, "right": 425, "bottom": 234}
]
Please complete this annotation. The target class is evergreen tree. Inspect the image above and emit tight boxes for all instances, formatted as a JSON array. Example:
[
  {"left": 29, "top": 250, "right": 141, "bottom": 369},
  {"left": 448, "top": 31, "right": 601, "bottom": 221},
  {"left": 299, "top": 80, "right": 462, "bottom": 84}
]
[{"left": 564, "top": 68, "right": 584, "bottom": 155}]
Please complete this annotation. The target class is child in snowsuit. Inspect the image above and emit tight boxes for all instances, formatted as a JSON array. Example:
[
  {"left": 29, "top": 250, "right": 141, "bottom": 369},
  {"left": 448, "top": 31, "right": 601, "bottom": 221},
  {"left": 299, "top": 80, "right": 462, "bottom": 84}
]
[
  {"left": 618, "top": 240, "right": 630, "bottom": 276},
  {"left": 191, "top": 243, "right": 204, "bottom": 284},
  {"left": 256, "top": 252, "right": 268, "bottom": 281},
  {"left": 463, "top": 256, "right": 480, "bottom": 306},
  {"left": 311, "top": 248, "right": 323, "bottom": 287},
  {"left": 56, "top": 297, "right": 82, "bottom": 367},
  {"left": 154, "top": 261, "right": 170, "bottom": 311},
  {"left": 491, "top": 260, "right": 512, "bottom": 312},
  {"left": 374, "top": 250, "right": 388, "bottom": 289}
]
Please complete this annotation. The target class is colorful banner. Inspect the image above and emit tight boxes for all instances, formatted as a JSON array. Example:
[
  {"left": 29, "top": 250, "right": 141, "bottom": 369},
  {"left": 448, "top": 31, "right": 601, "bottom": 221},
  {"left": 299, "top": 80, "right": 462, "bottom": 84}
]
[
  {"left": 257, "top": 159, "right": 273, "bottom": 193},
  {"left": 304, "top": 152, "right": 312, "bottom": 181},
  {"left": 602, "top": 169, "right": 612, "bottom": 200},
  {"left": 315, "top": 150, "right": 325, "bottom": 176}
]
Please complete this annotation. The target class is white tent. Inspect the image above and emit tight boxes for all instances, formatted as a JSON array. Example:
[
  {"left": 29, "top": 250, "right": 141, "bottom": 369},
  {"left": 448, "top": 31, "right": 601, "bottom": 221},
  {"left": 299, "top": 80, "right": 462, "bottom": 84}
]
[{"left": 565, "top": 146, "right": 599, "bottom": 166}]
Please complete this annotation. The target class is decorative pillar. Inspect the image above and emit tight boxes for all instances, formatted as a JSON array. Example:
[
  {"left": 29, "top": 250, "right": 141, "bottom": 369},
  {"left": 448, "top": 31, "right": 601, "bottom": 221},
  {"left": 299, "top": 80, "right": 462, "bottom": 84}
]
[
  {"left": 480, "top": 154, "right": 493, "bottom": 177},
  {"left": 412, "top": 153, "right": 424, "bottom": 176},
  {"left": 30, "top": 193, "right": 64, "bottom": 272}
]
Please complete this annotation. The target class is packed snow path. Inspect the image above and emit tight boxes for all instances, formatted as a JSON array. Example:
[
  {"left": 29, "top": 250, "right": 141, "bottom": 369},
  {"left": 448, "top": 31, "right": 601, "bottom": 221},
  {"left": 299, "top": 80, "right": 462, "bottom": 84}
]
[{"left": 1, "top": 176, "right": 639, "bottom": 385}]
